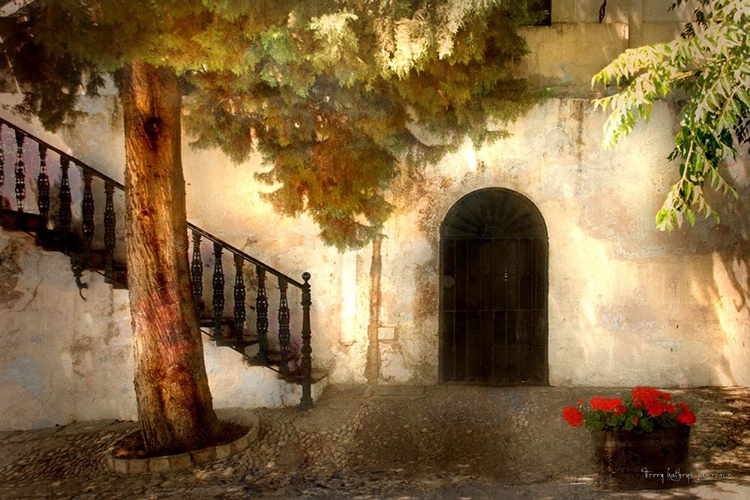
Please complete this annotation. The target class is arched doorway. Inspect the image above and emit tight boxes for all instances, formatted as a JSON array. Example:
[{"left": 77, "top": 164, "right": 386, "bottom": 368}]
[{"left": 439, "top": 188, "right": 549, "bottom": 385}]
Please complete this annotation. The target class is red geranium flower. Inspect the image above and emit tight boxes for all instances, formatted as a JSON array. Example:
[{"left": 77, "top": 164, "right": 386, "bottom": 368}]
[
  {"left": 645, "top": 400, "right": 665, "bottom": 417},
  {"left": 563, "top": 406, "right": 584, "bottom": 427},
  {"left": 563, "top": 387, "right": 696, "bottom": 432},
  {"left": 677, "top": 411, "right": 696, "bottom": 426},
  {"left": 632, "top": 386, "right": 672, "bottom": 408},
  {"left": 590, "top": 397, "right": 605, "bottom": 411},
  {"left": 590, "top": 396, "right": 626, "bottom": 414}
]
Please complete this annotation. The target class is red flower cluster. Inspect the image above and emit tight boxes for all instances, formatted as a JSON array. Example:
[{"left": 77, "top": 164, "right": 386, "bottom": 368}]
[
  {"left": 632, "top": 387, "right": 673, "bottom": 417},
  {"left": 562, "top": 387, "right": 697, "bottom": 432},
  {"left": 563, "top": 406, "right": 584, "bottom": 427},
  {"left": 678, "top": 411, "right": 697, "bottom": 425},
  {"left": 590, "top": 396, "right": 627, "bottom": 415},
  {"left": 676, "top": 402, "right": 696, "bottom": 425}
]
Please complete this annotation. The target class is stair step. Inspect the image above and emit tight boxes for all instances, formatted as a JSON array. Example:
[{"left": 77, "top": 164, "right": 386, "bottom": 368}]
[
  {"left": 199, "top": 317, "right": 236, "bottom": 328},
  {"left": 1, "top": 119, "right": 320, "bottom": 409},
  {"left": 35, "top": 229, "right": 82, "bottom": 252},
  {"left": 203, "top": 330, "right": 320, "bottom": 384},
  {"left": 242, "top": 350, "right": 327, "bottom": 384},
  {"left": 0, "top": 209, "right": 46, "bottom": 231},
  {"left": 215, "top": 336, "right": 260, "bottom": 350},
  {"left": 104, "top": 266, "right": 128, "bottom": 289}
]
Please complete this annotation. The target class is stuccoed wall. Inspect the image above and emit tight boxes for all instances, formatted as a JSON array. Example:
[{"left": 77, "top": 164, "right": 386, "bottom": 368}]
[
  {"left": 2, "top": 95, "right": 747, "bottom": 431},
  {"left": 522, "top": 0, "right": 697, "bottom": 95},
  {"left": 0, "top": 231, "right": 136, "bottom": 430},
  {"left": 374, "top": 98, "right": 750, "bottom": 387},
  {"left": 1, "top": 2, "right": 748, "bottom": 430},
  {"left": 0, "top": 228, "right": 328, "bottom": 431}
]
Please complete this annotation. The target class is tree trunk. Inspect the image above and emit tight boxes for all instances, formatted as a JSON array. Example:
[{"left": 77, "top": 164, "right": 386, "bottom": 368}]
[
  {"left": 121, "top": 60, "right": 221, "bottom": 456},
  {"left": 365, "top": 233, "right": 383, "bottom": 384}
]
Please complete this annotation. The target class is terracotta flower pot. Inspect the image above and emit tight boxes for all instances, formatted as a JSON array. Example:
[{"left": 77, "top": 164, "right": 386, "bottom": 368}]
[{"left": 592, "top": 426, "right": 691, "bottom": 490}]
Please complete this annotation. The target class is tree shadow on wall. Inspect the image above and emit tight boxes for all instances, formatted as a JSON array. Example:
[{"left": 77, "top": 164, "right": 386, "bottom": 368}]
[{"left": 704, "top": 152, "right": 750, "bottom": 384}]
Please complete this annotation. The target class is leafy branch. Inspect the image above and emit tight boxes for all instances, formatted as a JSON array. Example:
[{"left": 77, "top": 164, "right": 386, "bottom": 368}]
[{"left": 592, "top": 0, "right": 748, "bottom": 231}]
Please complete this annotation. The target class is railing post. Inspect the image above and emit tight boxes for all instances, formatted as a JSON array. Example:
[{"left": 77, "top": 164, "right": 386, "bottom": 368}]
[
  {"left": 255, "top": 266, "right": 269, "bottom": 364},
  {"left": 212, "top": 242, "right": 225, "bottom": 340},
  {"left": 82, "top": 170, "right": 95, "bottom": 264},
  {"left": 59, "top": 156, "right": 72, "bottom": 237},
  {"left": 0, "top": 124, "right": 5, "bottom": 201},
  {"left": 37, "top": 143, "right": 50, "bottom": 223},
  {"left": 277, "top": 276, "right": 291, "bottom": 377},
  {"left": 14, "top": 129, "right": 25, "bottom": 212},
  {"left": 233, "top": 253, "right": 246, "bottom": 340},
  {"left": 299, "top": 272, "right": 313, "bottom": 410},
  {"left": 190, "top": 230, "right": 203, "bottom": 313},
  {"left": 103, "top": 182, "right": 116, "bottom": 281}
]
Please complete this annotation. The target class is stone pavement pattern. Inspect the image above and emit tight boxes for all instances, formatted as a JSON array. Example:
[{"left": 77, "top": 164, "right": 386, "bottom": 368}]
[{"left": 0, "top": 385, "right": 749, "bottom": 499}]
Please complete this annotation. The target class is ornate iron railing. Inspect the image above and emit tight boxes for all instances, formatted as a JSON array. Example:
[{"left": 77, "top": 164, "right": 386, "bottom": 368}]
[{"left": 0, "top": 116, "right": 313, "bottom": 410}]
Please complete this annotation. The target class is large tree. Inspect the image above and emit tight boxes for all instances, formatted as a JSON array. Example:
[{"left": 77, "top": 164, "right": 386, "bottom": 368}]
[
  {"left": 592, "top": 0, "right": 749, "bottom": 231},
  {"left": 1, "top": 0, "right": 541, "bottom": 455}
]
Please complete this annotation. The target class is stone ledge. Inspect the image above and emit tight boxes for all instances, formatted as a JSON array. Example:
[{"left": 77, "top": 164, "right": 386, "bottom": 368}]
[{"left": 104, "top": 408, "right": 259, "bottom": 474}]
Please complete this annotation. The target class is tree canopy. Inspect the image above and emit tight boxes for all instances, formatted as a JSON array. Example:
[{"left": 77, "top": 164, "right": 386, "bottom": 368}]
[
  {"left": 592, "top": 0, "right": 749, "bottom": 231},
  {"left": 1, "top": 0, "right": 545, "bottom": 455},
  {"left": 2, "top": 0, "right": 544, "bottom": 249}
]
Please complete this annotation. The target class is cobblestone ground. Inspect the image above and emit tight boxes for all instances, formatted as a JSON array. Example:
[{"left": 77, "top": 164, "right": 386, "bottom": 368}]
[{"left": 1, "top": 385, "right": 749, "bottom": 499}]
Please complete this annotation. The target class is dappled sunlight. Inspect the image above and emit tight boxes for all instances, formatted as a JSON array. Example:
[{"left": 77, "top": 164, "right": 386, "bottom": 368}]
[
  {"left": 710, "top": 252, "right": 750, "bottom": 386},
  {"left": 461, "top": 139, "right": 478, "bottom": 172},
  {"left": 713, "top": 252, "right": 750, "bottom": 317},
  {"left": 677, "top": 388, "right": 750, "bottom": 484},
  {"left": 339, "top": 251, "right": 359, "bottom": 346},
  {"left": 550, "top": 212, "right": 747, "bottom": 387}
]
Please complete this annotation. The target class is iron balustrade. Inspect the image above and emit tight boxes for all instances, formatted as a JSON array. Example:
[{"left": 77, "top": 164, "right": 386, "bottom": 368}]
[
  {"left": 0, "top": 116, "right": 314, "bottom": 410},
  {"left": 187, "top": 222, "right": 314, "bottom": 409}
]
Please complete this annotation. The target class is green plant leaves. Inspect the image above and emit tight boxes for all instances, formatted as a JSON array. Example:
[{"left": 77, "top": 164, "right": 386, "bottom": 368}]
[{"left": 593, "top": 0, "right": 748, "bottom": 232}]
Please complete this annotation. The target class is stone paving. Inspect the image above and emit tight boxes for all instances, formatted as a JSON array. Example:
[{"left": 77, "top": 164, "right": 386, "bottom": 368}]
[{"left": 1, "top": 385, "right": 749, "bottom": 499}]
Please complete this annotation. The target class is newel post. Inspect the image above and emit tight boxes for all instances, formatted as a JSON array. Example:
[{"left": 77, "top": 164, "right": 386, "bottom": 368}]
[{"left": 298, "top": 271, "right": 313, "bottom": 410}]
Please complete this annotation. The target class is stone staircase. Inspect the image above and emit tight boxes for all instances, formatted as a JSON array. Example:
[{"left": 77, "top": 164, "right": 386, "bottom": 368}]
[{"left": 0, "top": 116, "right": 326, "bottom": 410}]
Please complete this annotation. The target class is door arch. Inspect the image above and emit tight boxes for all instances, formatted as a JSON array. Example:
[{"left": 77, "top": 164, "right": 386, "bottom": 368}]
[{"left": 439, "top": 188, "right": 549, "bottom": 385}]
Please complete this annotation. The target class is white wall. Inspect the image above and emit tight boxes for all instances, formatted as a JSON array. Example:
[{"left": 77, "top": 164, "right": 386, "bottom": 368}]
[
  {"left": 0, "top": 229, "right": 327, "bottom": 431},
  {"left": 0, "top": 231, "right": 136, "bottom": 429},
  {"left": 1, "top": 2, "right": 748, "bottom": 430},
  {"left": 373, "top": 98, "right": 750, "bottom": 387}
]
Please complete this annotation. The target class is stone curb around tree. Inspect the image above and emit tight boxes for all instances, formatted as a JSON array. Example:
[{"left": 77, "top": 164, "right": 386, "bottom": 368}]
[{"left": 104, "top": 408, "right": 259, "bottom": 475}]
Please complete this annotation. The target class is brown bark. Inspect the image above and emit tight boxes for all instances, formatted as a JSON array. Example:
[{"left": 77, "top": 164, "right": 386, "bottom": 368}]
[
  {"left": 121, "top": 60, "right": 220, "bottom": 456},
  {"left": 365, "top": 233, "right": 383, "bottom": 384}
]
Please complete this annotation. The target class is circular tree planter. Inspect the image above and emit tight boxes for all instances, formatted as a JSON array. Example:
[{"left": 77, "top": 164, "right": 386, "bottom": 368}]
[{"left": 105, "top": 408, "right": 259, "bottom": 474}]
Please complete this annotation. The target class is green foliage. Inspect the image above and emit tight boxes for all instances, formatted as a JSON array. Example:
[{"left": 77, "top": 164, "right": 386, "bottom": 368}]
[
  {"left": 2, "top": 0, "right": 540, "bottom": 249},
  {"left": 183, "top": 0, "right": 540, "bottom": 248},
  {"left": 0, "top": 8, "right": 104, "bottom": 131},
  {"left": 592, "top": 0, "right": 748, "bottom": 232}
]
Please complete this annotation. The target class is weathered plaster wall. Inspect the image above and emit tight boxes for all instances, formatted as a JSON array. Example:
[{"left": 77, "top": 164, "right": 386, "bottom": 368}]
[
  {"left": 0, "top": 2, "right": 747, "bottom": 430},
  {"left": 521, "top": 0, "right": 695, "bottom": 95},
  {"left": 0, "top": 229, "right": 329, "bottom": 430},
  {"left": 3, "top": 95, "right": 746, "bottom": 431},
  {"left": 0, "top": 231, "right": 136, "bottom": 430},
  {"left": 518, "top": 22, "right": 629, "bottom": 96},
  {"left": 373, "top": 98, "right": 750, "bottom": 387},
  {"left": 552, "top": 0, "right": 697, "bottom": 25}
]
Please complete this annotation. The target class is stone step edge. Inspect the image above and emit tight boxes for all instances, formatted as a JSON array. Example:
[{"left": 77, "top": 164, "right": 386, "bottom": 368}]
[{"left": 104, "top": 410, "right": 259, "bottom": 474}]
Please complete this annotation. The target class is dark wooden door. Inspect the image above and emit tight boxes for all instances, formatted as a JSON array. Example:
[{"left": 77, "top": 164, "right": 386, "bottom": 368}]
[{"left": 440, "top": 188, "right": 548, "bottom": 385}]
